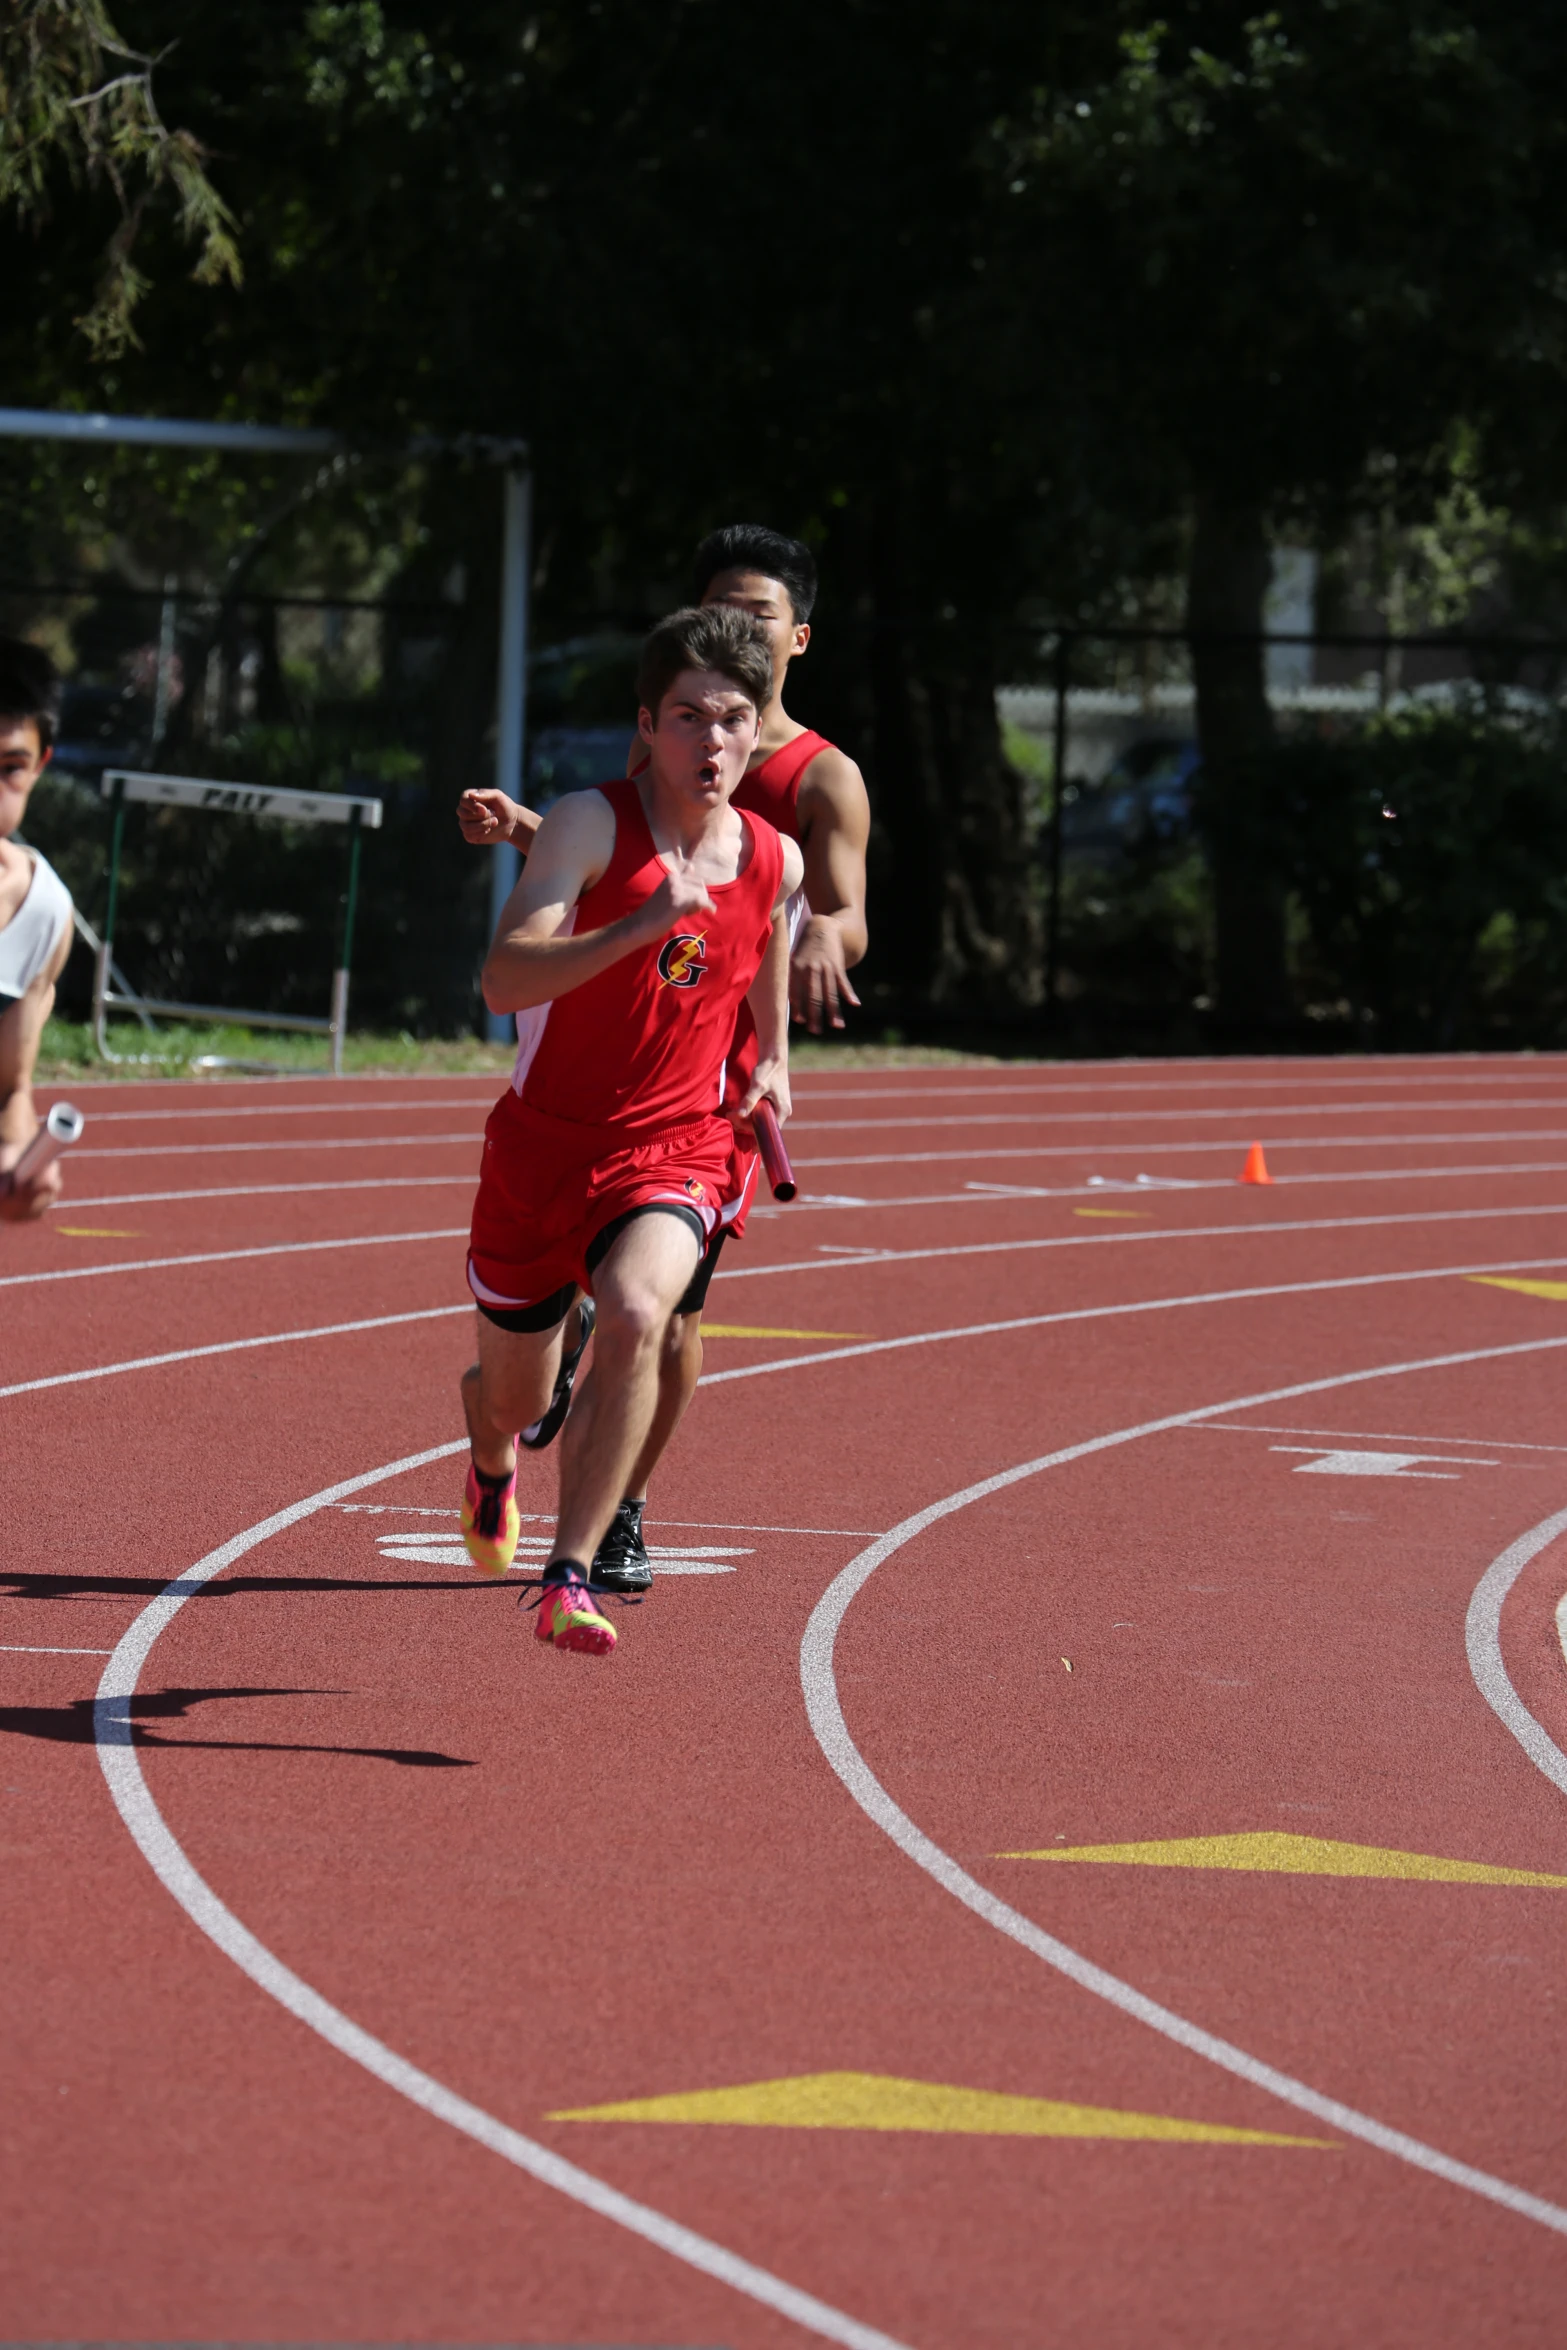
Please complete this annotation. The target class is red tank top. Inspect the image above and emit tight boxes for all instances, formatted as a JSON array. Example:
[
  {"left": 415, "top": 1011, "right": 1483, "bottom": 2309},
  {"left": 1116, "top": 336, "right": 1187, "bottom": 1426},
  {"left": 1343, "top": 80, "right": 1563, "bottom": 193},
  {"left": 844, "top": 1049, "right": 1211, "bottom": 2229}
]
[
  {"left": 732, "top": 729, "right": 832, "bottom": 840},
  {"left": 513, "top": 777, "right": 784, "bottom": 1134},
  {"left": 630, "top": 727, "right": 832, "bottom": 843}
]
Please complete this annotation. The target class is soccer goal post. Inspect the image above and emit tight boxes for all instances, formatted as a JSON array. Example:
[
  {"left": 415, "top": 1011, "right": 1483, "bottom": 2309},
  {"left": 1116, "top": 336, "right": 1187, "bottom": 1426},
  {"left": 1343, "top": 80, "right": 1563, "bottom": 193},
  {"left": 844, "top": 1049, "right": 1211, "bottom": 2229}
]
[{"left": 94, "top": 770, "right": 384, "bottom": 1074}]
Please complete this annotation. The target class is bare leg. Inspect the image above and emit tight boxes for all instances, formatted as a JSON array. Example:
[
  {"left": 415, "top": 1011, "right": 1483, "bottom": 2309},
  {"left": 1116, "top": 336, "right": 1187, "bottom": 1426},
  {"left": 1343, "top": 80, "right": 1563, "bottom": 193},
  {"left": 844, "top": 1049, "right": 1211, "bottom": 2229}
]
[
  {"left": 625, "top": 1308, "right": 704, "bottom": 1500},
  {"left": 551, "top": 1214, "right": 699, "bottom": 1571},
  {"left": 460, "top": 1303, "right": 573, "bottom": 1479},
  {"left": 573, "top": 1306, "right": 705, "bottom": 1507}
]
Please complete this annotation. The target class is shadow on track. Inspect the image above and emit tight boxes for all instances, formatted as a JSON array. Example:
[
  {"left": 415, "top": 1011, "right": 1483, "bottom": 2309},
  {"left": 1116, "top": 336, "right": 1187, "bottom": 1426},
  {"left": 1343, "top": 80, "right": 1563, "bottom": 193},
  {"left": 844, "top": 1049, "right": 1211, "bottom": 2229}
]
[
  {"left": 0, "top": 1570, "right": 489, "bottom": 1604},
  {"left": 1, "top": 1684, "right": 474, "bottom": 1769}
]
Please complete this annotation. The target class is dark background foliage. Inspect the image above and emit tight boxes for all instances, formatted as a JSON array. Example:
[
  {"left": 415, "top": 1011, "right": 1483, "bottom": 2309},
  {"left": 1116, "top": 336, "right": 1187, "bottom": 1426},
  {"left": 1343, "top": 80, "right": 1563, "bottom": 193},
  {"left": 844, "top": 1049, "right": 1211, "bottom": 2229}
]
[{"left": 7, "top": 2, "right": 1567, "bottom": 1051}]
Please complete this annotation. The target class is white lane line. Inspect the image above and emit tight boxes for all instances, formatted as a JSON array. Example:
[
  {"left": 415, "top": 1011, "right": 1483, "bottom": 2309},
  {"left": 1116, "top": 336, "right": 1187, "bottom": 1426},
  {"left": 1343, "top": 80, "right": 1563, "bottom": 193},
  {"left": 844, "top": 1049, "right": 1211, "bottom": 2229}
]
[
  {"left": 721, "top": 1203, "right": 1567, "bottom": 1283},
  {"left": 780, "top": 1069, "right": 1567, "bottom": 1101},
  {"left": 336, "top": 1504, "right": 880, "bottom": 1535},
  {"left": 93, "top": 1443, "right": 910, "bottom": 2350},
  {"left": 698, "top": 1265, "right": 1567, "bottom": 1395},
  {"left": 758, "top": 1161, "right": 1567, "bottom": 1214},
  {"left": 77, "top": 1097, "right": 497, "bottom": 1125},
  {"left": 1, "top": 1643, "right": 114, "bottom": 1655},
  {"left": 15, "top": 1242, "right": 1567, "bottom": 1404},
  {"left": 50, "top": 1176, "right": 1567, "bottom": 1224},
  {"left": 797, "top": 1129, "right": 1567, "bottom": 1171},
  {"left": 799, "top": 1338, "right": 1567, "bottom": 2240},
  {"left": 786, "top": 1099, "right": 1567, "bottom": 1134},
  {"left": 59, "top": 1176, "right": 474, "bottom": 1210},
  {"left": 0, "top": 1229, "right": 467, "bottom": 1290},
  {"left": 1195, "top": 1422, "right": 1567, "bottom": 1456},
  {"left": 0, "top": 1305, "right": 469, "bottom": 1400},
  {"left": 75, "top": 1132, "right": 481, "bottom": 1162},
  {"left": 1465, "top": 1513, "right": 1567, "bottom": 1802}
]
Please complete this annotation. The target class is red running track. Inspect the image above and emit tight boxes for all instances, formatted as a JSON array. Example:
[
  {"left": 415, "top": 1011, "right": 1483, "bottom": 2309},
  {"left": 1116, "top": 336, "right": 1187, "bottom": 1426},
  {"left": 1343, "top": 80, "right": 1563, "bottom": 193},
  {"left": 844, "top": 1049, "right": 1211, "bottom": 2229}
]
[{"left": 5, "top": 1054, "right": 1567, "bottom": 2347}]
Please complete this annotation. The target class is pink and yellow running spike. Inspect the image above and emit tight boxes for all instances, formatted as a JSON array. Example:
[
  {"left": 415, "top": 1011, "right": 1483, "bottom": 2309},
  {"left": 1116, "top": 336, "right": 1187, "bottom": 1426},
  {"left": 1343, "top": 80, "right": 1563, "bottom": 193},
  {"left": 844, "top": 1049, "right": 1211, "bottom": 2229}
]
[
  {"left": 535, "top": 1578, "right": 617, "bottom": 1657},
  {"left": 461, "top": 1457, "right": 520, "bottom": 1577}
]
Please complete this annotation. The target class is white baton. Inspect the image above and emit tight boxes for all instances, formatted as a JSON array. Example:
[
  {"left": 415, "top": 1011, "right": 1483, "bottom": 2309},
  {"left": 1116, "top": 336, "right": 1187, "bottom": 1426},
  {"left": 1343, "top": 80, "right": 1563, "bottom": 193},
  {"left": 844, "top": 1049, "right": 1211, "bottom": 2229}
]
[{"left": 9, "top": 1101, "right": 85, "bottom": 1188}]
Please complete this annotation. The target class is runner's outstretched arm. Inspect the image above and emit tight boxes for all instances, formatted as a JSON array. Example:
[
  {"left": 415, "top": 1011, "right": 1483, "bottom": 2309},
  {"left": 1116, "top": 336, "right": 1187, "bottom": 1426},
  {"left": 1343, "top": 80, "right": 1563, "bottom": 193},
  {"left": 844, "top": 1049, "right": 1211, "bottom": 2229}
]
[
  {"left": 793, "top": 747, "right": 869, "bottom": 1031},
  {"left": 481, "top": 789, "right": 713, "bottom": 1016},
  {"left": 735, "top": 836, "right": 804, "bottom": 1131}
]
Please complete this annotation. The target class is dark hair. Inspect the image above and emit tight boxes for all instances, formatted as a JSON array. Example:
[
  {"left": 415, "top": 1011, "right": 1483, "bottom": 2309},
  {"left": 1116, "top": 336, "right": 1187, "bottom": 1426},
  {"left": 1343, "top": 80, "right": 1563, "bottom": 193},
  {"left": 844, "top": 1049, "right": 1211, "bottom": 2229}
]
[
  {"left": 690, "top": 524, "right": 818, "bottom": 624},
  {"left": 0, "top": 635, "right": 62, "bottom": 751},
  {"left": 636, "top": 604, "right": 774, "bottom": 721}
]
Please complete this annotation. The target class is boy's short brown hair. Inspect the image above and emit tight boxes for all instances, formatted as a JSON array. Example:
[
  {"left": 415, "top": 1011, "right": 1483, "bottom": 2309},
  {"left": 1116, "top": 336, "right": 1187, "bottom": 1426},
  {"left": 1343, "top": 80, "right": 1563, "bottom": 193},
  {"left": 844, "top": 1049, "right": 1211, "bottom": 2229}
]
[
  {"left": 636, "top": 604, "right": 773, "bottom": 721},
  {"left": 0, "top": 635, "right": 62, "bottom": 751}
]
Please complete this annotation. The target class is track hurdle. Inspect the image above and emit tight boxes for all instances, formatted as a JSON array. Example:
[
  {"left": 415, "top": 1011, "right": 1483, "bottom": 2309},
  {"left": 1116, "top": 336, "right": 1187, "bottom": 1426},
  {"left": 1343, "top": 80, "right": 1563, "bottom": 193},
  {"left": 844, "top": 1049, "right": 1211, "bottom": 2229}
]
[{"left": 94, "top": 770, "right": 384, "bottom": 1074}]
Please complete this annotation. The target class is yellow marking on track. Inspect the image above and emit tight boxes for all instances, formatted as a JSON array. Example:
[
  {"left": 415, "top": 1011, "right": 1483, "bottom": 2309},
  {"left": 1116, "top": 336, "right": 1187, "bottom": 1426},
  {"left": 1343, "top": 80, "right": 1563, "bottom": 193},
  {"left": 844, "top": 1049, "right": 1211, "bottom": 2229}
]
[
  {"left": 999, "top": 1831, "right": 1567, "bottom": 1885},
  {"left": 550, "top": 2070, "right": 1327, "bottom": 2144},
  {"left": 1074, "top": 1207, "right": 1151, "bottom": 1220},
  {"left": 1468, "top": 1276, "right": 1567, "bottom": 1304},
  {"left": 699, "top": 1324, "right": 870, "bottom": 1339},
  {"left": 55, "top": 1226, "right": 141, "bottom": 1238}
]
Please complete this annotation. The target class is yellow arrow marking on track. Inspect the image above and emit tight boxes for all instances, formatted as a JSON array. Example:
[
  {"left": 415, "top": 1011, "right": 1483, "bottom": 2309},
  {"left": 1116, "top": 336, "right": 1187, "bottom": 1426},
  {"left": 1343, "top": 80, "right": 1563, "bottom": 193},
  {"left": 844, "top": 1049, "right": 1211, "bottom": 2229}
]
[
  {"left": 698, "top": 1325, "right": 870, "bottom": 1339},
  {"left": 998, "top": 1832, "right": 1567, "bottom": 1885},
  {"left": 1074, "top": 1208, "right": 1151, "bottom": 1220},
  {"left": 55, "top": 1227, "right": 140, "bottom": 1237},
  {"left": 1468, "top": 1276, "right": 1567, "bottom": 1303},
  {"left": 550, "top": 2070, "right": 1328, "bottom": 2144}
]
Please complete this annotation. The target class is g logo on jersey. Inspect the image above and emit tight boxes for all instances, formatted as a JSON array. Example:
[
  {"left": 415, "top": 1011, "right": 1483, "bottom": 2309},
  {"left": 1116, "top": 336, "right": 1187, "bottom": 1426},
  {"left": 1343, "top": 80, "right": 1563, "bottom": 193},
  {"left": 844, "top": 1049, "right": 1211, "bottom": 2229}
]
[{"left": 658, "top": 932, "right": 707, "bottom": 989}]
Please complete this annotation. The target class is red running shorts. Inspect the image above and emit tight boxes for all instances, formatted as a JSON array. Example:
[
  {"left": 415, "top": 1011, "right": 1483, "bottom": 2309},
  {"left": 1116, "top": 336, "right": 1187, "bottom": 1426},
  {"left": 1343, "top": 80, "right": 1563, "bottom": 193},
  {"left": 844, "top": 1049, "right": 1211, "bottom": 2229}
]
[{"left": 466, "top": 1090, "right": 739, "bottom": 1315}]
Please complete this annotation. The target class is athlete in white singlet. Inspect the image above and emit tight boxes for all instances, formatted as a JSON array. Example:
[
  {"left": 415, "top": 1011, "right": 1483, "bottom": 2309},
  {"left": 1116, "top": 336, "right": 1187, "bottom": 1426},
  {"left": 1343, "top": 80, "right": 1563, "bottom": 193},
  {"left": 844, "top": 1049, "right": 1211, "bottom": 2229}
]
[{"left": 0, "top": 639, "right": 75, "bottom": 1224}]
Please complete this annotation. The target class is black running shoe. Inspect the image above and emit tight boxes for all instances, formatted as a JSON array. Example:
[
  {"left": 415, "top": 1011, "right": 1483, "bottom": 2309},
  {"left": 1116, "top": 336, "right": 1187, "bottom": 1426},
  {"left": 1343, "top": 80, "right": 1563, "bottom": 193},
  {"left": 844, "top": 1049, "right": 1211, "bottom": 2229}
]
[
  {"left": 591, "top": 1497, "right": 653, "bottom": 1595},
  {"left": 519, "top": 1297, "right": 595, "bottom": 1451}
]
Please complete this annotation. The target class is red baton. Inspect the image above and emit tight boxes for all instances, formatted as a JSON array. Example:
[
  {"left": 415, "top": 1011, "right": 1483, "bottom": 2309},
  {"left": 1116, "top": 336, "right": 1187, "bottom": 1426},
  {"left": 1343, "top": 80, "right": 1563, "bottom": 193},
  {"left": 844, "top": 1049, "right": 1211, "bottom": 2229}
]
[{"left": 753, "top": 1100, "right": 797, "bottom": 1201}]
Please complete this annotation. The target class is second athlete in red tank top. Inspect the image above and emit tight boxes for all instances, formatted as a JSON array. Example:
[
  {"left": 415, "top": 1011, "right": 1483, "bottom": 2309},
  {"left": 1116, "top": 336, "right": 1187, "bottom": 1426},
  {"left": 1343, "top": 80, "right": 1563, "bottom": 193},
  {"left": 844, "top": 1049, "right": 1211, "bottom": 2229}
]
[{"left": 455, "top": 526, "right": 870, "bottom": 1595}]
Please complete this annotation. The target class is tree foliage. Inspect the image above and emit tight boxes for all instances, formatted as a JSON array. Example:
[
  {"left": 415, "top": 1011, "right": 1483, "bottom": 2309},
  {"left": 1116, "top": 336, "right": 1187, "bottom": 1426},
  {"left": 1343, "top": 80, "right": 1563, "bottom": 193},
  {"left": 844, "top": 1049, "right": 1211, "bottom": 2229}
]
[
  {"left": 0, "top": 0, "right": 239, "bottom": 356},
  {"left": 7, "top": 2, "right": 1567, "bottom": 1034}
]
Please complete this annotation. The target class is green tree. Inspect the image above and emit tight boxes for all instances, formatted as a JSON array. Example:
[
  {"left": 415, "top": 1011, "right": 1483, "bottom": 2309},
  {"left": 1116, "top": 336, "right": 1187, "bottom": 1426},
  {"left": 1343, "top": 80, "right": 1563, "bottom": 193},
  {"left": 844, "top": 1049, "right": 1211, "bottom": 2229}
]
[
  {"left": 1, "top": 0, "right": 238, "bottom": 355},
  {"left": 997, "top": 3, "right": 1567, "bottom": 1030}
]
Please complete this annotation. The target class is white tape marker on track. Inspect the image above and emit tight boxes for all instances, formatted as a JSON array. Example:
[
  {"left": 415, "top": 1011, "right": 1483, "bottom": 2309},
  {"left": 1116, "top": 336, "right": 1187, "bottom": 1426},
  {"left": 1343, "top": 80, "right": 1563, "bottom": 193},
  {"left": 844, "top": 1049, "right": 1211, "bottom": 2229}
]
[
  {"left": 93, "top": 1443, "right": 910, "bottom": 2350},
  {"left": 1465, "top": 1512, "right": 1567, "bottom": 1801},
  {"left": 15, "top": 1246, "right": 1567, "bottom": 1401},
  {"left": 800, "top": 1337, "right": 1567, "bottom": 2240}
]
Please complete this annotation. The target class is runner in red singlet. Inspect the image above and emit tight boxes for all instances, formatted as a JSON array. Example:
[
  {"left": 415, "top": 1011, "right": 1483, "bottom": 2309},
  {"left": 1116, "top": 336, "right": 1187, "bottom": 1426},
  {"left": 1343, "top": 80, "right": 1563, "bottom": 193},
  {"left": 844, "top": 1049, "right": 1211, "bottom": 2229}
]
[
  {"left": 457, "top": 526, "right": 869, "bottom": 1595},
  {"left": 459, "top": 605, "right": 802, "bottom": 1658}
]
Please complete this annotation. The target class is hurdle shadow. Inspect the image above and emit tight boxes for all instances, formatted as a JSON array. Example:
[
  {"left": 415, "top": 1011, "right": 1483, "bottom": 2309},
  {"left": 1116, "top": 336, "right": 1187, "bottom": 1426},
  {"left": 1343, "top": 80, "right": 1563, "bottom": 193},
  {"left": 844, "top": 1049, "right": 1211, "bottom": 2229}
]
[{"left": 0, "top": 1684, "right": 474, "bottom": 1769}]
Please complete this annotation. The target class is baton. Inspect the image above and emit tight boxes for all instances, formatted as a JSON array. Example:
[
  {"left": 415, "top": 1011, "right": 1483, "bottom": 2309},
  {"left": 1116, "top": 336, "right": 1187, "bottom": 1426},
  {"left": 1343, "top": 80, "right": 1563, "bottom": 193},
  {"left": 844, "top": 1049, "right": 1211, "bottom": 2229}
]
[
  {"left": 9, "top": 1101, "right": 85, "bottom": 1189},
  {"left": 753, "top": 1099, "right": 797, "bottom": 1202}
]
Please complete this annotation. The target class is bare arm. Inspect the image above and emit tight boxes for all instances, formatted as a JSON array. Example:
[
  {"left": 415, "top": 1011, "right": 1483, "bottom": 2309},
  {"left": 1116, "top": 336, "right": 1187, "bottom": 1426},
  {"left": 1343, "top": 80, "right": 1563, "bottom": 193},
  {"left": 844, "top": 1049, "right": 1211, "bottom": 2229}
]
[
  {"left": 457, "top": 788, "right": 543, "bottom": 853},
  {"left": 734, "top": 835, "right": 805, "bottom": 1129},
  {"left": 0, "top": 916, "right": 74, "bottom": 1222},
  {"left": 481, "top": 789, "right": 713, "bottom": 1016},
  {"left": 793, "top": 747, "right": 870, "bottom": 1032}
]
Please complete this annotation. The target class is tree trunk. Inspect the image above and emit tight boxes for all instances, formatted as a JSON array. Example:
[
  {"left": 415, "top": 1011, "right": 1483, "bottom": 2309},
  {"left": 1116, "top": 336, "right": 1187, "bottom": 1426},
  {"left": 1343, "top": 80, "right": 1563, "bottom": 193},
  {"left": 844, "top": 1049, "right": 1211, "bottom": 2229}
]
[
  {"left": 1189, "top": 492, "right": 1290, "bottom": 1031},
  {"left": 925, "top": 644, "right": 1043, "bottom": 1010},
  {"left": 863, "top": 496, "right": 1043, "bottom": 1018}
]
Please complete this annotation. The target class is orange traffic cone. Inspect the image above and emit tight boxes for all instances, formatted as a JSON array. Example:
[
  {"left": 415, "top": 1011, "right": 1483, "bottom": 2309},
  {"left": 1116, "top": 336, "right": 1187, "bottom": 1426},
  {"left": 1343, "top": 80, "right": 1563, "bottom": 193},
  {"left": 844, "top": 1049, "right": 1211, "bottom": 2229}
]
[{"left": 1239, "top": 1142, "right": 1273, "bottom": 1186}]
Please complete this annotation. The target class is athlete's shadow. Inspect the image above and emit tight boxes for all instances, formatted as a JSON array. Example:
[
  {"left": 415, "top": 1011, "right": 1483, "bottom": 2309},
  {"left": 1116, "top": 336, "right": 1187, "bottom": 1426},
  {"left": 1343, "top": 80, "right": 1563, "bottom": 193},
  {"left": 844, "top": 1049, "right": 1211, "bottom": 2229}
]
[
  {"left": 0, "top": 1684, "right": 474, "bottom": 1769},
  {"left": 0, "top": 1569, "right": 488, "bottom": 1604}
]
